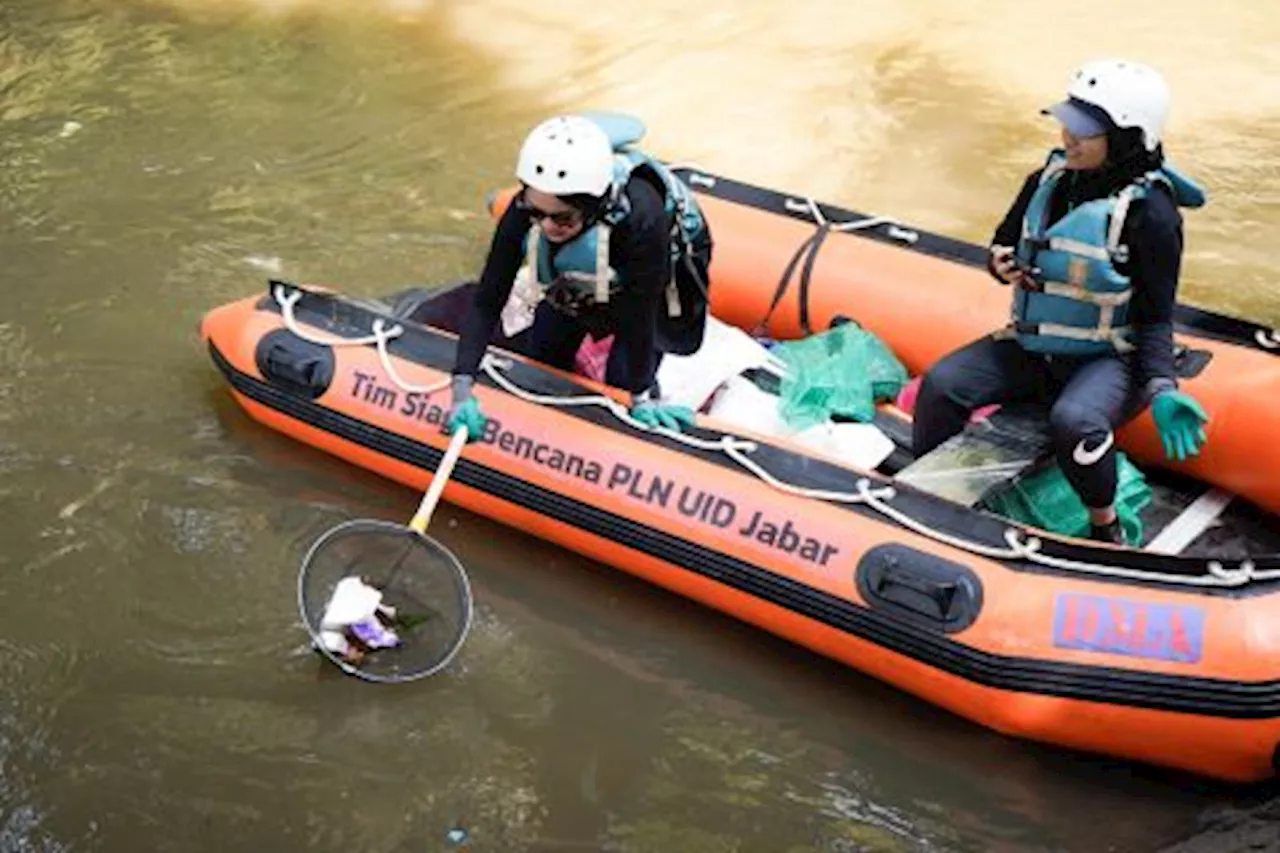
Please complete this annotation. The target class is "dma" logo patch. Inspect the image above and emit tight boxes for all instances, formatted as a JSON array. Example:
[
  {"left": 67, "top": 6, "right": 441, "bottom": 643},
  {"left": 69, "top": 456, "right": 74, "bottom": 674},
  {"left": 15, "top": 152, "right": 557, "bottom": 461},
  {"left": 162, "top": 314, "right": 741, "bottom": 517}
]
[{"left": 1052, "top": 593, "right": 1205, "bottom": 664}]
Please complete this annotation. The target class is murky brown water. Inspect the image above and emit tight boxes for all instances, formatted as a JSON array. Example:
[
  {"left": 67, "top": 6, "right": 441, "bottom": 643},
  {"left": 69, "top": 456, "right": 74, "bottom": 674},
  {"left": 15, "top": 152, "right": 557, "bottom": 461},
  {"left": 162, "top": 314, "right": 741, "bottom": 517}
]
[{"left": 3, "top": 0, "right": 1278, "bottom": 850}]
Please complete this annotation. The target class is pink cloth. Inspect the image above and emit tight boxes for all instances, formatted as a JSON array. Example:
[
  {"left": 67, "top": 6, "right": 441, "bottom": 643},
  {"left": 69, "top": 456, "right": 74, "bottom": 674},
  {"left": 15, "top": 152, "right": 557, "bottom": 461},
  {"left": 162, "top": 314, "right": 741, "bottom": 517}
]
[
  {"left": 574, "top": 334, "right": 615, "bottom": 382},
  {"left": 896, "top": 375, "right": 1000, "bottom": 423}
]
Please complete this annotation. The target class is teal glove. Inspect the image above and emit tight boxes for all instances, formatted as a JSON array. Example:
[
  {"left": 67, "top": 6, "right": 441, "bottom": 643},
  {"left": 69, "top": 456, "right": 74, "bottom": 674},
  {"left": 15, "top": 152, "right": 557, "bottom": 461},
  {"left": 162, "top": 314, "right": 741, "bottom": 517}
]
[
  {"left": 630, "top": 395, "right": 696, "bottom": 433},
  {"left": 1151, "top": 390, "right": 1208, "bottom": 462},
  {"left": 444, "top": 375, "right": 487, "bottom": 443}
]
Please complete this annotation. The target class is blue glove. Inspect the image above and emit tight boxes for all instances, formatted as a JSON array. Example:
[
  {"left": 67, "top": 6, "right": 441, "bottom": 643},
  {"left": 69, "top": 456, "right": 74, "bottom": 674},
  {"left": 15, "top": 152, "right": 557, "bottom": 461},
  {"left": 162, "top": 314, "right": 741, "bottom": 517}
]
[
  {"left": 1151, "top": 390, "right": 1208, "bottom": 462},
  {"left": 630, "top": 391, "right": 696, "bottom": 433},
  {"left": 444, "top": 375, "right": 487, "bottom": 442}
]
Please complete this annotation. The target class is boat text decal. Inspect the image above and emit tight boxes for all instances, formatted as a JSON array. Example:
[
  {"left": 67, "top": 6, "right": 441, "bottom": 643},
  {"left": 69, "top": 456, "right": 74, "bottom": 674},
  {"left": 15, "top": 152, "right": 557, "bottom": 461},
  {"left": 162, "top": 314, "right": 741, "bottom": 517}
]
[
  {"left": 1052, "top": 593, "right": 1205, "bottom": 664},
  {"left": 348, "top": 370, "right": 843, "bottom": 571}
]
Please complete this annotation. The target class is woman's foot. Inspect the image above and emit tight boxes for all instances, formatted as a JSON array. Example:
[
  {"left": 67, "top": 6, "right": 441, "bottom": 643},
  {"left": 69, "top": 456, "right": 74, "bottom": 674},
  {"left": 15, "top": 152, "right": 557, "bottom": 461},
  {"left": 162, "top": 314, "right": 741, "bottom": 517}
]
[{"left": 1090, "top": 518, "right": 1125, "bottom": 545}]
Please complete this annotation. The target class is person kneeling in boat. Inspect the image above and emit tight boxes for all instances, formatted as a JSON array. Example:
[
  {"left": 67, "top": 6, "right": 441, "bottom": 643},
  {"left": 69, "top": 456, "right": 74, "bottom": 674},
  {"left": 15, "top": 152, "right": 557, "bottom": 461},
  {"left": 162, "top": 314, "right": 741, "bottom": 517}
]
[
  {"left": 316, "top": 576, "right": 402, "bottom": 664},
  {"left": 912, "top": 59, "right": 1210, "bottom": 545},
  {"left": 445, "top": 113, "right": 714, "bottom": 439}
]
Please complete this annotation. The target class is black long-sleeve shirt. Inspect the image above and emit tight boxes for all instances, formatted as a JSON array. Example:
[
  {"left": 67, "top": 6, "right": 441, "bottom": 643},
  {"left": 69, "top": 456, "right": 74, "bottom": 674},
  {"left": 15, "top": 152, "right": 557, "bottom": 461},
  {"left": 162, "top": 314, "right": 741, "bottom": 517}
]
[
  {"left": 453, "top": 176, "right": 671, "bottom": 396},
  {"left": 990, "top": 167, "right": 1184, "bottom": 395}
]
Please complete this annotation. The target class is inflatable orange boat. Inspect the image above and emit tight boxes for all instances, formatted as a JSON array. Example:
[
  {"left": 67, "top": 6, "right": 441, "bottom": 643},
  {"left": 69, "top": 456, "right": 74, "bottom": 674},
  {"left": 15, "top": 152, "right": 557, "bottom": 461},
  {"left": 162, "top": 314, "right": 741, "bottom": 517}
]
[{"left": 200, "top": 164, "right": 1280, "bottom": 784}]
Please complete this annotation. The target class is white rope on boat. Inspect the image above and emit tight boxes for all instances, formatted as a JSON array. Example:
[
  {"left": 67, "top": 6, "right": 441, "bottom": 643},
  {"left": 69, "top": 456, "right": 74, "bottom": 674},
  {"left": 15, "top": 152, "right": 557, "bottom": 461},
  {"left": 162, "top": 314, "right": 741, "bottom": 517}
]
[
  {"left": 668, "top": 165, "right": 918, "bottom": 243},
  {"left": 271, "top": 285, "right": 1280, "bottom": 588},
  {"left": 782, "top": 196, "right": 897, "bottom": 235},
  {"left": 275, "top": 283, "right": 450, "bottom": 396}
]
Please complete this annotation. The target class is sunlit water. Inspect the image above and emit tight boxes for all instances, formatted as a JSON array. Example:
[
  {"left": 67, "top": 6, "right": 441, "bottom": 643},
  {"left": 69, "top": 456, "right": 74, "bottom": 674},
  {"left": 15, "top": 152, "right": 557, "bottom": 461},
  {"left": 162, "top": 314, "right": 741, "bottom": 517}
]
[{"left": 2, "top": 0, "right": 1278, "bottom": 849}]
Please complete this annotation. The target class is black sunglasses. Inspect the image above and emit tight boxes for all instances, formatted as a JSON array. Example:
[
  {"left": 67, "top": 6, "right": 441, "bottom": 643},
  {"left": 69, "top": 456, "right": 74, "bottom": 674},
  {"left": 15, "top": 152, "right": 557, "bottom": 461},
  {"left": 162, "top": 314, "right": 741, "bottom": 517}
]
[{"left": 517, "top": 194, "right": 581, "bottom": 227}]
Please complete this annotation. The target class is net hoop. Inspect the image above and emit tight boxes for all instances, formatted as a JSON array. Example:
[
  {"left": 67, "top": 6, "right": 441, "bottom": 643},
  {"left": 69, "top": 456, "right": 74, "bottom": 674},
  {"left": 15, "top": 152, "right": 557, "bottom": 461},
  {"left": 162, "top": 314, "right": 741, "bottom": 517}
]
[{"left": 296, "top": 518, "right": 474, "bottom": 684}]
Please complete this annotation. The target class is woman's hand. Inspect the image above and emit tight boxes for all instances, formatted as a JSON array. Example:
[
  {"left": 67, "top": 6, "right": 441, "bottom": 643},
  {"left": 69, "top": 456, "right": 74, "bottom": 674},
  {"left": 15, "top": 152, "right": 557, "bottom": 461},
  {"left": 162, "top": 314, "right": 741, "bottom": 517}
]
[{"left": 990, "top": 245, "right": 1040, "bottom": 290}]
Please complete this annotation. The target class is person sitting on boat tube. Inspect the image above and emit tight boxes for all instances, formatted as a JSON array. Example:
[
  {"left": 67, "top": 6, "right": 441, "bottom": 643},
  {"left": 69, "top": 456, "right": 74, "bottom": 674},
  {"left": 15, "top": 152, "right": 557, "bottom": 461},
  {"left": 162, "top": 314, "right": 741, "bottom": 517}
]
[
  {"left": 444, "top": 112, "right": 714, "bottom": 439},
  {"left": 911, "top": 59, "right": 1211, "bottom": 545}
]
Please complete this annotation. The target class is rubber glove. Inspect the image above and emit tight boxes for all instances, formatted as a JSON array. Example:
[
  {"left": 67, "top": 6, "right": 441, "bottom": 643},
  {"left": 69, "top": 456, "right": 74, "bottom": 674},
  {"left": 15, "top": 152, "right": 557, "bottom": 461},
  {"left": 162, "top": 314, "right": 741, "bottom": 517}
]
[
  {"left": 630, "top": 389, "right": 696, "bottom": 433},
  {"left": 444, "top": 375, "right": 487, "bottom": 442},
  {"left": 1150, "top": 390, "right": 1208, "bottom": 462}
]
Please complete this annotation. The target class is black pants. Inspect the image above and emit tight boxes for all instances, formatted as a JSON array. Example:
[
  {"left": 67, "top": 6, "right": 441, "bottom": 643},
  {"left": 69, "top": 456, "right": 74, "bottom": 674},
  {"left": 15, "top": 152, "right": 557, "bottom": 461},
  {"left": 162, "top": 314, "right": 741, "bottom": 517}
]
[
  {"left": 525, "top": 242, "right": 711, "bottom": 390},
  {"left": 912, "top": 335, "right": 1140, "bottom": 509},
  {"left": 525, "top": 300, "right": 662, "bottom": 390}
]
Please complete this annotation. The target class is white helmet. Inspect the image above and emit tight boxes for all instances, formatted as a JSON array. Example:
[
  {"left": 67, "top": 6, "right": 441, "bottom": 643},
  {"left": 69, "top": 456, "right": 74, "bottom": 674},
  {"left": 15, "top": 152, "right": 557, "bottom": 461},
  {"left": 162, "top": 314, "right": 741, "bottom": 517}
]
[
  {"left": 515, "top": 115, "right": 615, "bottom": 198},
  {"left": 1061, "top": 59, "right": 1171, "bottom": 151}
]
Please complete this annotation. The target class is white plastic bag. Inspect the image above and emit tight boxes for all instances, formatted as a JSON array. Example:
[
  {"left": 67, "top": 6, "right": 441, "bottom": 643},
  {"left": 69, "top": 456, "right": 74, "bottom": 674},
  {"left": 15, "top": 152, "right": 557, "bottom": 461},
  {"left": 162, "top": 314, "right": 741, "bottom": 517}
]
[
  {"left": 707, "top": 375, "right": 895, "bottom": 471},
  {"left": 656, "top": 317, "right": 784, "bottom": 410},
  {"left": 705, "top": 375, "right": 797, "bottom": 439},
  {"left": 320, "top": 576, "right": 385, "bottom": 629},
  {"left": 500, "top": 266, "right": 544, "bottom": 338},
  {"left": 789, "top": 421, "right": 896, "bottom": 471}
]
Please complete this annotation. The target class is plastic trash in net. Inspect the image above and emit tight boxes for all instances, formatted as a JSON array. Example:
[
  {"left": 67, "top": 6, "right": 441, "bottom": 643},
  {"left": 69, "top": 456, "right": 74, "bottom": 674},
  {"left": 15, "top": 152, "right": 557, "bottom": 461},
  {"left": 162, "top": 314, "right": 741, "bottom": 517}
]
[{"left": 297, "top": 519, "right": 473, "bottom": 683}]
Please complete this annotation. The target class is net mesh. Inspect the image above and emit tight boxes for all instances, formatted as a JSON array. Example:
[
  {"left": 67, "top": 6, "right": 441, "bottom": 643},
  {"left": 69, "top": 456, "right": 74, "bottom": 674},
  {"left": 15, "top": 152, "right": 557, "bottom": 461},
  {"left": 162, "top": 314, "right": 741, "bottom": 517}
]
[{"left": 297, "top": 520, "right": 473, "bottom": 683}]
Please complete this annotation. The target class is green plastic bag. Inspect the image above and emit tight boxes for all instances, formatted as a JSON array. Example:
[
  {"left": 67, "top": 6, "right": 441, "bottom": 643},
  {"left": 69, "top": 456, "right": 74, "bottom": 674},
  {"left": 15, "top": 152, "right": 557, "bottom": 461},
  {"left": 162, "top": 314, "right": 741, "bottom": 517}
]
[
  {"left": 983, "top": 452, "right": 1153, "bottom": 545},
  {"left": 773, "top": 321, "right": 909, "bottom": 430}
]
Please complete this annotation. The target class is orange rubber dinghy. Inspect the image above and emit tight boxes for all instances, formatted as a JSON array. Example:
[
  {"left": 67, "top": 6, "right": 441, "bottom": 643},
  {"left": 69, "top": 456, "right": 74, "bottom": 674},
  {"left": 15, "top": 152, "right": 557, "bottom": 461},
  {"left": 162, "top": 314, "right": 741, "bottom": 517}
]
[{"left": 201, "top": 164, "right": 1280, "bottom": 784}]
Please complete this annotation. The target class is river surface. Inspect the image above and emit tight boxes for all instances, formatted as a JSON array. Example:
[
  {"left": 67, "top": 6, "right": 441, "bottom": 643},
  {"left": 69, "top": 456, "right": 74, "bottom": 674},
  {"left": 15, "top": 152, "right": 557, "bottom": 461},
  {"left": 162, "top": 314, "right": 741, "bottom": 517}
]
[{"left": 3, "top": 1, "right": 1279, "bottom": 850}]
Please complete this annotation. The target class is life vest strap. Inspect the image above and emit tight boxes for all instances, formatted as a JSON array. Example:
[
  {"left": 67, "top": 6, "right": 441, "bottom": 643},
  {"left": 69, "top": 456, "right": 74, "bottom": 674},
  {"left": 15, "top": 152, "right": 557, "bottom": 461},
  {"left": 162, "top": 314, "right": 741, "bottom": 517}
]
[
  {"left": 1017, "top": 320, "right": 1135, "bottom": 353},
  {"left": 594, "top": 223, "right": 613, "bottom": 305},
  {"left": 1045, "top": 236, "right": 1111, "bottom": 262},
  {"left": 1039, "top": 281, "right": 1133, "bottom": 307}
]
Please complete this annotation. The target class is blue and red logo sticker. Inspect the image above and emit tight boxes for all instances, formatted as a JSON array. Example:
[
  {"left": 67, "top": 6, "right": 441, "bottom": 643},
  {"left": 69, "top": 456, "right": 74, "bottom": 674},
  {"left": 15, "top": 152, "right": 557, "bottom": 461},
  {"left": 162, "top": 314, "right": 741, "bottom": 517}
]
[{"left": 1052, "top": 593, "right": 1205, "bottom": 664}]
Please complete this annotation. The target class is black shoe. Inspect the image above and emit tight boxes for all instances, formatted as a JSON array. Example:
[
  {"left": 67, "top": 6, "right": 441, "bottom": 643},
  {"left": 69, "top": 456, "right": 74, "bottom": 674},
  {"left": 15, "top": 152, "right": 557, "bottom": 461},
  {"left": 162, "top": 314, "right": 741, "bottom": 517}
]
[{"left": 1090, "top": 519, "right": 1125, "bottom": 545}]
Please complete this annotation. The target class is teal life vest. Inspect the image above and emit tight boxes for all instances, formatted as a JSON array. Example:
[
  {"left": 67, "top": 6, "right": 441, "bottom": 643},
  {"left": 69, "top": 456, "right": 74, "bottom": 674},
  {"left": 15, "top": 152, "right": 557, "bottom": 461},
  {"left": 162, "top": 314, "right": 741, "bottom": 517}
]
[
  {"left": 1010, "top": 149, "right": 1206, "bottom": 356},
  {"left": 520, "top": 111, "right": 709, "bottom": 321}
]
